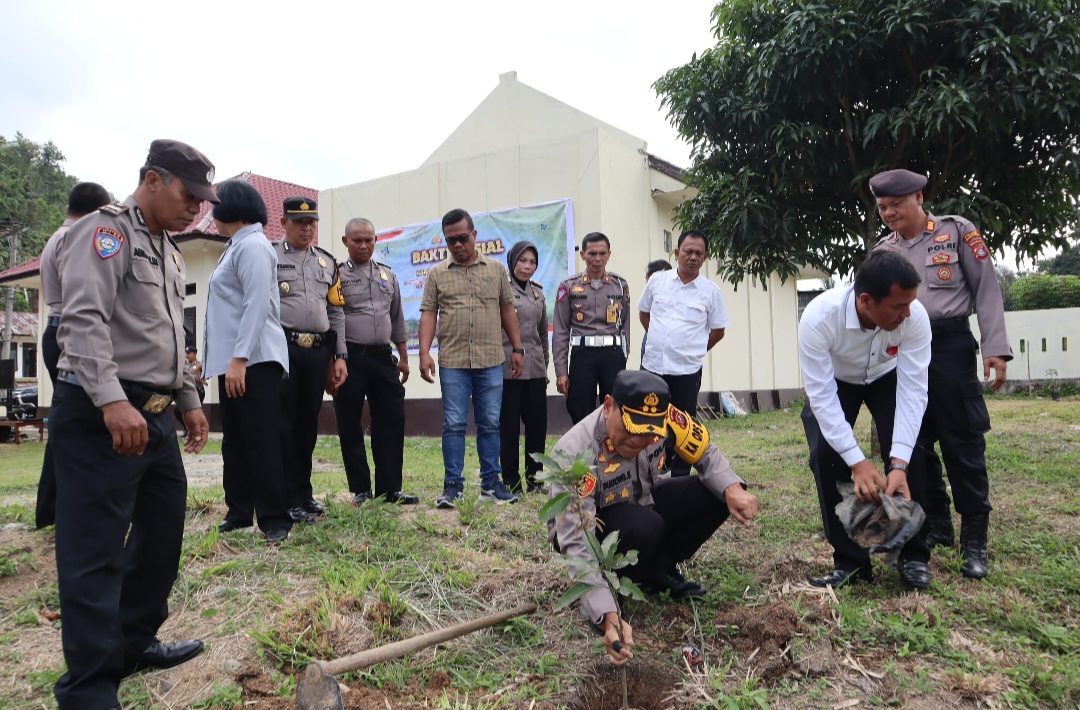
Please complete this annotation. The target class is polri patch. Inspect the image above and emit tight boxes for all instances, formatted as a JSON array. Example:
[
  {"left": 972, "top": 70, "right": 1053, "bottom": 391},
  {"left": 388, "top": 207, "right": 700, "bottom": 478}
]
[
  {"left": 938, "top": 266, "right": 952, "bottom": 281},
  {"left": 93, "top": 227, "right": 124, "bottom": 259},
  {"left": 577, "top": 471, "right": 597, "bottom": 499},
  {"left": 933, "top": 234, "right": 950, "bottom": 243},
  {"left": 933, "top": 253, "right": 952, "bottom": 264}
]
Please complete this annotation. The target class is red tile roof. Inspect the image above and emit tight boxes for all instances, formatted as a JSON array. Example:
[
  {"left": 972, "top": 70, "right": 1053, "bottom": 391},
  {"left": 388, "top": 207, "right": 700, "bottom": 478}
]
[
  {"left": 0, "top": 256, "right": 42, "bottom": 283},
  {"left": 179, "top": 172, "right": 320, "bottom": 243},
  {"left": 0, "top": 311, "right": 39, "bottom": 337}
]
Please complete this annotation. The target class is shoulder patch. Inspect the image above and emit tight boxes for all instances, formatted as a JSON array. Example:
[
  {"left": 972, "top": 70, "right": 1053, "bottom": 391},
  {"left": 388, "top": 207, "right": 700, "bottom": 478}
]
[
  {"left": 93, "top": 226, "right": 124, "bottom": 259},
  {"left": 556, "top": 285, "right": 568, "bottom": 303},
  {"left": 99, "top": 202, "right": 128, "bottom": 217}
]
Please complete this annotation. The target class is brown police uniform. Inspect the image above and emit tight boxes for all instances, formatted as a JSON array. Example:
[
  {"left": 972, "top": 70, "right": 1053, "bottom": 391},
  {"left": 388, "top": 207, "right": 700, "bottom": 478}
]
[
  {"left": 552, "top": 270, "right": 630, "bottom": 423},
  {"left": 333, "top": 258, "right": 411, "bottom": 500},
  {"left": 273, "top": 234, "right": 346, "bottom": 514},
  {"left": 500, "top": 270, "right": 550, "bottom": 491},
  {"left": 51, "top": 173, "right": 206, "bottom": 708},
  {"left": 873, "top": 214, "right": 1008, "bottom": 564},
  {"left": 549, "top": 371, "right": 743, "bottom": 623}
]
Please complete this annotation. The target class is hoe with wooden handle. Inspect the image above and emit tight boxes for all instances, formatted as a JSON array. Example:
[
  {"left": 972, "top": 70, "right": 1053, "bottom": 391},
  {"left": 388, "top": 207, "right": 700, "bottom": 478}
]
[{"left": 296, "top": 602, "right": 537, "bottom": 710}]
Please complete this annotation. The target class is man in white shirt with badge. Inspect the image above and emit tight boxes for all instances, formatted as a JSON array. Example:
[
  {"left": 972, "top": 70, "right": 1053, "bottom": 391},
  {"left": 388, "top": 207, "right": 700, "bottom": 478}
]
[
  {"left": 638, "top": 230, "right": 727, "bottom": 477},
  {"left": 799, "top": 250, "right": 933, "bottom": 590}
]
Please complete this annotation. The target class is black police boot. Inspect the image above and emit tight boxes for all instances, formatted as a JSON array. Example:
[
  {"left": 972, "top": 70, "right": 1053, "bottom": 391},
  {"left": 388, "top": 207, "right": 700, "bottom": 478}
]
[
  {"left": 924, "top": 512, "right": 955, "bottom": 549},
  {"left": 960, "top": 513, "right": 990, "bottom": 579}
]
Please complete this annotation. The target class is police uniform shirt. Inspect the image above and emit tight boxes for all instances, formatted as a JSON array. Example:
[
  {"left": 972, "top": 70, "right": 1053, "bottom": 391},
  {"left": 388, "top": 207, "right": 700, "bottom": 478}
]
[
  {"left": 56, "top": 197, "right": 199, "bottom": 411},
  {"left": 39, "top": 217, "right": 77, "bottom": 316},
  {"left": 798, "top": 286, "right": 932, "bottom": 467},
  {"left": 552, "top": 271, "right": 630, "bottom": 377},
  {"left": 872, "top": 213, "right": 1012, "bottom": 360},
  {"left": 548, "top": 406, "right": 743, "bottom": 624},
  {"left": 340, "top": 259, "right": 405, "bottom": 346},
  {"left": 502, "top": 277, "right": 549, "bottom": 380},
  {"left": 273, "top": 240, "right": 347, "bottom": 355}
]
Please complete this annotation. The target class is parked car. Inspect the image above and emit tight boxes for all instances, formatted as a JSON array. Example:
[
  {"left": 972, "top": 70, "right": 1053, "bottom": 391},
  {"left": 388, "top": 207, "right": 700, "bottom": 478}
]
[{"left": 4, "top": 384, "right": 37, "bottom": 421}]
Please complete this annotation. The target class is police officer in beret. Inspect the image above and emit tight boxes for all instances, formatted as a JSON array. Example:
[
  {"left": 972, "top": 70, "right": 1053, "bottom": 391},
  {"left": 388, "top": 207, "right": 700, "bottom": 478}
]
[
  {"left": 273, "top": 196, "right": 347, "bottom": 523},
  {"left": 870, "top": 169, "right": 1010, "bottom": 580},
  {"left": 331, "top": 218, "right": 419, "bottom": 505},
  {"left": 553, "top": 232, "right": 631, "bottom": 424},
  {"left": 548, "top": 370, "right": 759, "bottom": 666},
  {"left": 50, "top": 139, "right": 213, "bottom": 710}
]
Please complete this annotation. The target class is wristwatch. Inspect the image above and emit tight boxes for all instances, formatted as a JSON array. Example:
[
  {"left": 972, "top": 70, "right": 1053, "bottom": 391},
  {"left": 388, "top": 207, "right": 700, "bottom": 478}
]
[
  {"left": 334, "top": 353, "right": 348, "bottom": 361},
  {"left": 511, "top": 347, "right": 525, "bottom": 355},
  {"left": 888, "top": 462, "right": 908, "bottom": 473}
]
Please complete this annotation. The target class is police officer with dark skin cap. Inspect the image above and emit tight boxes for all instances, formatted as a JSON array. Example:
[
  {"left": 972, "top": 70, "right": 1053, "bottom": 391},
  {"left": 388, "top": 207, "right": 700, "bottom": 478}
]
[
  {"left": 274, "top": 196, "right": 347, "bottom": 523},
  {"left": 50, "top": 139, "right": 214, "bottom": 710},
  {"left": 870, "top": 169, "right": 1010, "bottom": 580},
  {"left": 549, "top": 370, "right": 758, "bottom": 665}
]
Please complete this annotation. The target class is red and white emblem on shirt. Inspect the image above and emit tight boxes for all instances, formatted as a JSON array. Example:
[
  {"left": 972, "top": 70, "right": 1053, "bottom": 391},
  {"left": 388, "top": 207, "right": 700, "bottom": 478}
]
[{"left": 938, "top": 266, "right": 953, "bottom": 281}]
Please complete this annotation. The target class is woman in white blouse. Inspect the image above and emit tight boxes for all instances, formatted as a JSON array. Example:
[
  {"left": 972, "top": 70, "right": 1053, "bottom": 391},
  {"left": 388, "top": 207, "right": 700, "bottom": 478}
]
[{"left": 202, "top": 180, "right": 292, "bottom": 544}]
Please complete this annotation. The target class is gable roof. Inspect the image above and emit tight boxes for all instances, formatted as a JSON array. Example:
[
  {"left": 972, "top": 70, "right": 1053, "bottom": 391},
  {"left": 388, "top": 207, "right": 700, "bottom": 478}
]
[
  {"left": 0, "top": 311, "right": 39, "bottom": 337},
  {"left": 0, "top": 256, "right": 42, "bottom": 285},
  {"left": 177, "top": 172, "right": 320, "bottom": 243},
  {"left": 423, "top": 71, "right": 646, "bottom": 166}
]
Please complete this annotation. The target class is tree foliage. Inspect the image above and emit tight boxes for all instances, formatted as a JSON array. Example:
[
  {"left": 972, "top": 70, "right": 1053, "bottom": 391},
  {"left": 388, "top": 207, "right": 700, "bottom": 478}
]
[
  {"left": 654, "top": 0, "right": 1080, "bottom": 286},
  {"left": 0, "top": 133, "right": 79, "bottom": 263},
  {"left": 1010, "top": 273, "right": 1080, "bottom": 310},
  {"left": 1038, "top": 244, "right": 1080, "bottom": 276}
]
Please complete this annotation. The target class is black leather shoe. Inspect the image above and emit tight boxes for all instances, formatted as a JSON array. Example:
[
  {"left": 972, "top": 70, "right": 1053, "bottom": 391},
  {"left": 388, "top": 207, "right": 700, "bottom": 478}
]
[
  {"left": 353, "top": 491, "right": 373, "bottom": 506},
  {"left": 925, "top": 514, "right": 955, "bottom": 548},
  {"left": 288, "top": 507, "right": 316, "bottom": 524},
  {"left": 216, "top": 520, "right": 252, "bottom": 534},
  {"left": 124, "top": 639, "right": 204, "bottom": 676},
  {"left": 640, "top": 573, "right": 707, "bottom": 599},
  {"left": 264, "top": 528, "right": 289, "bottom": 544},
  {"left": 304, "top": 498, "right": 325, "bottom": 516},
  {"left": 808, "top": 568, "right": 872, "bottom": 588},
  {"left": 386, "top": 491, "right": 420, "bottom": 505},
  {"left": 960, "top": 513, "right": 990, "bottom": 579},
  {"left": 899, "top": 560, "right": 931, "bottom": 589}
]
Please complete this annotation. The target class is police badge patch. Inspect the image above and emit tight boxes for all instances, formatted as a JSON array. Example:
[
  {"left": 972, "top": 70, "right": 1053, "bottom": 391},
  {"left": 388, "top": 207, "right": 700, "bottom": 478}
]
[{"left": 93, "top": 227, "right": 124, "bottom": 259}]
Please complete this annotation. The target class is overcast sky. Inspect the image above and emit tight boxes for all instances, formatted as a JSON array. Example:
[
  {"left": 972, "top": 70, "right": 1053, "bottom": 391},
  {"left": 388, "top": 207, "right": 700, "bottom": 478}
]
[{"left": 1, "top": 0, "right": 719, "bottom": 199}]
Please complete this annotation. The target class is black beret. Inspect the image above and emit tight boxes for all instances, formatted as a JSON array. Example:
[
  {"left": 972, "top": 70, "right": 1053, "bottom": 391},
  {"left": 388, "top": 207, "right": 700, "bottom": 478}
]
[{"left": 869, "top": 169, "right": 928, "bottom": 197}]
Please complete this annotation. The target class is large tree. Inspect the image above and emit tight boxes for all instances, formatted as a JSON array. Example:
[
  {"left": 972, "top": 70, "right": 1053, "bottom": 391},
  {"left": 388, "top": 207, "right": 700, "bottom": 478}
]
[
  {"left": 654, "top": 0, "right": 1080, "bottom": 286},
  {"left": 1038, "top": 244, "right": 1080, "bottom": 276},
  {"left": 0, "top": 133, "right": 78, "bottom": 264}
]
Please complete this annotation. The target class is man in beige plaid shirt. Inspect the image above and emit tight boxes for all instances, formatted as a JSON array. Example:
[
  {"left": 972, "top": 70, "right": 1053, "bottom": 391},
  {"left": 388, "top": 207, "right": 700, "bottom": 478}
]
[{"left": 419, "top": 208, "right": 525, "bottom": 507}]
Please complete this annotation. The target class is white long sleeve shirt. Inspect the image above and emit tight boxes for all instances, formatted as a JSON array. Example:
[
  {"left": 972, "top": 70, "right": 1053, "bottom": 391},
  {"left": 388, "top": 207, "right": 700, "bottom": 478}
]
[{"left": 798, "top": 286, "right": 931, "bottom": 466}]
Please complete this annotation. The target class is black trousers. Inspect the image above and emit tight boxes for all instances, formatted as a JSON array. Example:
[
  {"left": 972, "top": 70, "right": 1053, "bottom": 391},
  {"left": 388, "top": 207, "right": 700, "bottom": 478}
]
[
  {"left": 499, "top": 377, "right": 548, "bottom": 490},
  {"left": 921, "top": 330, "right": 993, "bottom": 518},
  {"left": 50, "top": 382, "right": 187, "bottom": 710},
  {"left": 566, "top": 345, "right": 626, "bottom": 424},
  {"left": 280, "top": 341, "right": 332, "bottom": 507},
  {"left": 219, "top": 363, "right": 292, "bottom": 532},
  {"left": 333, "top": 344, "right": 406, "bottom": 497},
  {"left": 646, "top": 368, "right": 702, "bottom": 478},
  {"left": 597, "top": 476, "right": 730, "bottom": 581},
  {"left": 34, "top": 324, "right": 61, "bottom": 529},
  {"left": 800, "top": 370, "right": 930, "bottom": 571}
]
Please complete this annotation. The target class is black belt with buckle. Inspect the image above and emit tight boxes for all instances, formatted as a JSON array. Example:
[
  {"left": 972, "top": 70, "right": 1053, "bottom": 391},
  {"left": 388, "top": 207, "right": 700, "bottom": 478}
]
[
  {"left": 347, "top": 343, "right": 392, "bottom": 356},
  {"left": 930, "top": 316, "right": 971, "bottom": 337},
  {"left": 47, "top": 315, "right": 61, "bottom": 327},
  {"left": 285, "top": 329, "right": 327, "bottom": 348},
  {"left": 57, "top": 370, "right": 177, "bottom": 414}
]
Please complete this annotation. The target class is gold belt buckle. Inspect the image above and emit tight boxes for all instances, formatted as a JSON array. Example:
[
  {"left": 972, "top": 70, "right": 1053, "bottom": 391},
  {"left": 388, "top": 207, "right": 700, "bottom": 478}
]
[
  {"left": 143, "top": 393, "right": 172, "bottom": 414},
  {"left": 297, "top": 332, "right": 315, "bottom": 348}
]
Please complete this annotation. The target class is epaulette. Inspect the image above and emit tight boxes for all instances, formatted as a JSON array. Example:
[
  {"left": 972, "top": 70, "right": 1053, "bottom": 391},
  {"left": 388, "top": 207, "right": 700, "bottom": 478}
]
[
  {"left": 530, "top": 280, "right": 545, "bottom": 289},
  {"left": 99, "top": 202, "right": 128, "bottom": 217}
]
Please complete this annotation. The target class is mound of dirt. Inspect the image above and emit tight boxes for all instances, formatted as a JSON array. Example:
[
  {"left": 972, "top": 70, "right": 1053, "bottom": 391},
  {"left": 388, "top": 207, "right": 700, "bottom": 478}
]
[{"left": 715, "top": 599, "right": 802, "bottom": 678}]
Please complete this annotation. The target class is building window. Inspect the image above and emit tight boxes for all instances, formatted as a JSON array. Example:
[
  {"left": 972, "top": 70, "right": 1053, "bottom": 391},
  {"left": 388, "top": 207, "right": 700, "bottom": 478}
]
[
  {"left": 186, "top": 283, "right": 196, "bottom": 296},
  {"left": 663, "top": 230, "right": 672, "bottom": 254},
  {"left": 20, "top": 343, "right": 36, "bottom": 378},
  {"left": 184, "top": 307, "right": 197, "bottom": 350}
]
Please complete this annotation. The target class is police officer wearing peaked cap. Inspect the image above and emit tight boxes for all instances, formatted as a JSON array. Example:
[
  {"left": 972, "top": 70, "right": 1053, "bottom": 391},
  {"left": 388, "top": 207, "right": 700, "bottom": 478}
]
[
  {"left": 274, "top": 196, "right": 348, "bottom": 522},
  {"left": 49, "top": 139, "right": 214, "bottom": 710},
  {"left": 870, "top": 168, "right": 1011, "bottom": 580},
  {"left": 548, "top": 370, "right": 758, "bottom": 666}
]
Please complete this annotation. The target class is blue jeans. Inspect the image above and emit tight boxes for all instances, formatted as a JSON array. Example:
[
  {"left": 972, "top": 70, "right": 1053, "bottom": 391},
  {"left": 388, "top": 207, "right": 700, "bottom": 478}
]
[{"left": 440, "top": 365, "right": 503, "bottom": 488}]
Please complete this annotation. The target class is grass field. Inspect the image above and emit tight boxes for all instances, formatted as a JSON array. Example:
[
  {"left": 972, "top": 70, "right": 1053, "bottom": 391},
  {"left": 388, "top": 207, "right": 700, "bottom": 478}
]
[{"left": 0, "top": 396, "right": 1077, "bottom": 709}]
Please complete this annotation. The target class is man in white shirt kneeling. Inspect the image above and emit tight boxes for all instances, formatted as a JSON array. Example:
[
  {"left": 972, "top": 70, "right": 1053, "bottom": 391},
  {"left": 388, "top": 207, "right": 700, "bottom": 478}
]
[{"left": 798, "top": 251, "right": 933, "bottom": 590}]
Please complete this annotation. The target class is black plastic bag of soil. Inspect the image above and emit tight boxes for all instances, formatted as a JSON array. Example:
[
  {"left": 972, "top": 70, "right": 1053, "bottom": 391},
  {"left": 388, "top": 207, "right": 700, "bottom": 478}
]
[{"left": 835, "top": 482, "right": 926, "bottom": 566}]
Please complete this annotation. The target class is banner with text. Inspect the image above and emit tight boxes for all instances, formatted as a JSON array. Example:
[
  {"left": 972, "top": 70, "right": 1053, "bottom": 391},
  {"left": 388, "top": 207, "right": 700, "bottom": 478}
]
[{"left": 374, "top": 200, "right": 575, "bottom": 352}]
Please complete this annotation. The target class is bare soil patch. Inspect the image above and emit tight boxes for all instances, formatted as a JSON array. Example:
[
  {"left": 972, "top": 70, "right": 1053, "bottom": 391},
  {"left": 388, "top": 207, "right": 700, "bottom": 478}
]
[{"left": 569, "top": 657, "right": 680, "bottom": 710}]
